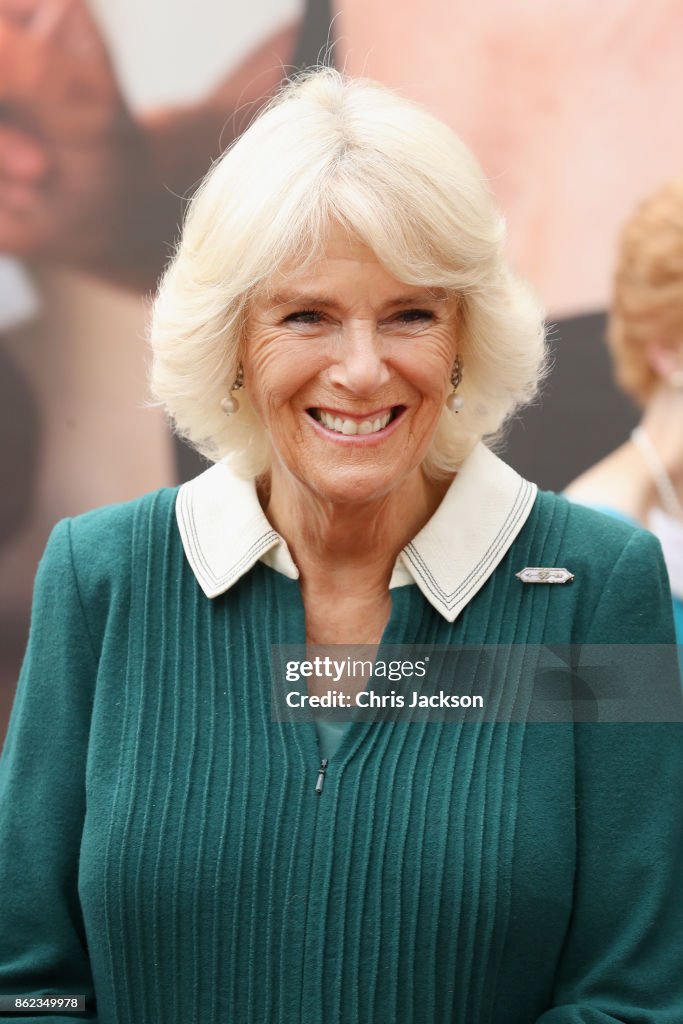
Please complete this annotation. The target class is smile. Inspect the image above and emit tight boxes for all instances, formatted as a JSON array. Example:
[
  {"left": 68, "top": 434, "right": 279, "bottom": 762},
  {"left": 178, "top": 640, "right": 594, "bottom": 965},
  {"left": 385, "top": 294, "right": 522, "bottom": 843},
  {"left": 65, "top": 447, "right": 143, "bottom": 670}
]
[{"left": 308, "top": 407, "right": 403, "bottom": 437}]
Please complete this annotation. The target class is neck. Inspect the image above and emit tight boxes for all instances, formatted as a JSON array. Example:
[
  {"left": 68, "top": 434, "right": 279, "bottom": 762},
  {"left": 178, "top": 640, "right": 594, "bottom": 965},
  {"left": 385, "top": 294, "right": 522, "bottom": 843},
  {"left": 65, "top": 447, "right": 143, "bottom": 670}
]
[{"left": 262, "top": 464, "right": 451, "bottom": 593}]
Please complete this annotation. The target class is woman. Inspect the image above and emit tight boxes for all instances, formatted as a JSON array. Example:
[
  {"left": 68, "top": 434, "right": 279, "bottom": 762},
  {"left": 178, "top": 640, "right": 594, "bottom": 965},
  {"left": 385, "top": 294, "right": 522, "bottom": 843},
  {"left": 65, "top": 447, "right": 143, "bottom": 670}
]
[
  {"left": 566, "top": 175, "right": 683, "bottom": 644},
  {"left": 0, "top": 69, "right": 681, "bottom": 1024}
]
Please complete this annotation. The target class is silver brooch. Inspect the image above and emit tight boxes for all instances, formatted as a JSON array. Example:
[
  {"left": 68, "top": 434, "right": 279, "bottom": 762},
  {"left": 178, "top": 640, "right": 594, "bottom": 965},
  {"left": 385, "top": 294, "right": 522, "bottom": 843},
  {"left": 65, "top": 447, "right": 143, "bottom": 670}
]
[{"left": 516, "top": 567, "right": 575, "bottom": 584}]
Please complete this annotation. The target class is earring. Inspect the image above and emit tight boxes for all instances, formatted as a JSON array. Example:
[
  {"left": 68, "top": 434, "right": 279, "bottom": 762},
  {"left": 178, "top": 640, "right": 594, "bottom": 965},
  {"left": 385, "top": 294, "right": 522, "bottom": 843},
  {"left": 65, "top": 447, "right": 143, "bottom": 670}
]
[
  {"left": 446, "top": 356, "right": 464, "bottom": 413},
  {"left": 220, "top": 364, "right": 244, "bottom": 416}
]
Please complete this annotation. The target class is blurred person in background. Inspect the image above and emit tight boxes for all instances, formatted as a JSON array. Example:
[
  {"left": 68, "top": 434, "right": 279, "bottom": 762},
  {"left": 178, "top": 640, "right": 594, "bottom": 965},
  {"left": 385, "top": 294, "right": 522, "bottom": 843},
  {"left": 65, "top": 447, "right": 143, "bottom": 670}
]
[
  {"left": 566, "top": 176, "right": 683, "bottom": 645},
  {"left": 0, "top": 0, "right": 301, "bottom": 287}
]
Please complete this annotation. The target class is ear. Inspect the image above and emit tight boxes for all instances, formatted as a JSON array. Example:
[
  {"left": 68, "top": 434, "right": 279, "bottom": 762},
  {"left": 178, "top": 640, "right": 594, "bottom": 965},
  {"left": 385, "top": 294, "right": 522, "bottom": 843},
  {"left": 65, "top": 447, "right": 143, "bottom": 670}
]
[{"left": 645, "top": 337, "right": 683, "bottom": 386}]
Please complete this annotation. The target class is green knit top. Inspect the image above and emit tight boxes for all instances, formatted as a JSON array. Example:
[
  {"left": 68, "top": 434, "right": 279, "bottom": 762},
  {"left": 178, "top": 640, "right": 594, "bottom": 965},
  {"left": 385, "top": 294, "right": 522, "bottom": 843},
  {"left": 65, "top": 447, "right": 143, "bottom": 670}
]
[{"left": 1, "top": 485, "right": 682, "bottom": 1023}]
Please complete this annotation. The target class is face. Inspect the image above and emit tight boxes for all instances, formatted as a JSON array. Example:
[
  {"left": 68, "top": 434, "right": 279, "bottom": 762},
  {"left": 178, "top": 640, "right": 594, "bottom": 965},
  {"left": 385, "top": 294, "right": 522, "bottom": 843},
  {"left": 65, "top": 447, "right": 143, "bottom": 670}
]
[{"left": 243, "top": 223, "right": 460, "bottom": 506}]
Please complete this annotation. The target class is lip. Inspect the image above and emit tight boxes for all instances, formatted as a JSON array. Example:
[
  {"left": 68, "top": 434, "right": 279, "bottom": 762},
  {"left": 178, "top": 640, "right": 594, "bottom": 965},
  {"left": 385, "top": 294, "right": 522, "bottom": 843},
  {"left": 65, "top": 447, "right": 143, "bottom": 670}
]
[{"left": 305, "top": 405, "right": 407, "bottom": 444}]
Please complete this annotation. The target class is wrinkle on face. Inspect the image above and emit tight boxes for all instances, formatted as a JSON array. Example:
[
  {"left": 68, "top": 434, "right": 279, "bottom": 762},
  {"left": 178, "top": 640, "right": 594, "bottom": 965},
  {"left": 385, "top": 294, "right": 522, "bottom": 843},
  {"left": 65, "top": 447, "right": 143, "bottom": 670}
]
[{"left": 242, "top": 224, "right": 460, "bottom": 518}]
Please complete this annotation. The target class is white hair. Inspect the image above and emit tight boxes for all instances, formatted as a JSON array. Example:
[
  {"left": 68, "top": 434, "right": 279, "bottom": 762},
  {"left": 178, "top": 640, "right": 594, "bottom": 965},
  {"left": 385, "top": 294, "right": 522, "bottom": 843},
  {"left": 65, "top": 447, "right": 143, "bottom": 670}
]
[{"left": 149, "top": 67, "right": 548, "bottom": 479}]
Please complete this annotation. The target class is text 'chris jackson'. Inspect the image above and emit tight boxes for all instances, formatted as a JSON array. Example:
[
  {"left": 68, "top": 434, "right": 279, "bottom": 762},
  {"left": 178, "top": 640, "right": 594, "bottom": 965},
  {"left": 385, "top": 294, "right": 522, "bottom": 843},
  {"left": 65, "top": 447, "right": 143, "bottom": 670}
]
[{"left": 285, "top": 691, "right": 485, "bottom": 709}]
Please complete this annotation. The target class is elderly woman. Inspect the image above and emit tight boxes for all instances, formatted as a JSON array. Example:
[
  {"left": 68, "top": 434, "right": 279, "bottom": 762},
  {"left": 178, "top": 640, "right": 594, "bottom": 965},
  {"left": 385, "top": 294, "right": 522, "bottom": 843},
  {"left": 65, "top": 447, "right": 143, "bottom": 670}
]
[
  {"left": 0, "top": 69, "right": 682, "bottom": 1024},
  {"left": 566, "top": 175, "right": 683, "bottom": 645}
]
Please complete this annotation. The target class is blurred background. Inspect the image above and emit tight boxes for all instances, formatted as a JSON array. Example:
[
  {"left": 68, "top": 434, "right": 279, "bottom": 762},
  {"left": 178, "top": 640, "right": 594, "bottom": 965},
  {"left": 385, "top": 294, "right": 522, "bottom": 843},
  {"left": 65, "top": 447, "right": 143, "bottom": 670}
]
[{"left": 2, "top": 0, "right": 682, "bottom": 735}]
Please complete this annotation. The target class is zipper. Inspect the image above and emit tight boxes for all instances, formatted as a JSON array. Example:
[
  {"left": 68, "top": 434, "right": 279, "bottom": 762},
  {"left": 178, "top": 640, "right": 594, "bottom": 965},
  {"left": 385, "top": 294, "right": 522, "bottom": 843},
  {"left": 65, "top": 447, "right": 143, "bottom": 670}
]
[{"left": 315, "top": 758, "right": 329, "bottom": 795}]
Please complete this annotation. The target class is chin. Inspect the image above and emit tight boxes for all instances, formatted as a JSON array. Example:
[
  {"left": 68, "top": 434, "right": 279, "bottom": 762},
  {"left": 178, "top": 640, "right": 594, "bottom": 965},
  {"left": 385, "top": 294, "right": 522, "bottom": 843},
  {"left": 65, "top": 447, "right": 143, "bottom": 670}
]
[{"left": 304, "top": 464, "right": 407, "bottom": 506}]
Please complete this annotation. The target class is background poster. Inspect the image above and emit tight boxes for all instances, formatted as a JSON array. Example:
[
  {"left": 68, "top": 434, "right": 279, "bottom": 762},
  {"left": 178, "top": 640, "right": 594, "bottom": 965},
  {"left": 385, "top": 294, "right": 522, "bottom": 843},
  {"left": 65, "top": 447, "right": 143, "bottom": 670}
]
[{"left": 1, "top": 0, "right": 682, "bottom": 735}]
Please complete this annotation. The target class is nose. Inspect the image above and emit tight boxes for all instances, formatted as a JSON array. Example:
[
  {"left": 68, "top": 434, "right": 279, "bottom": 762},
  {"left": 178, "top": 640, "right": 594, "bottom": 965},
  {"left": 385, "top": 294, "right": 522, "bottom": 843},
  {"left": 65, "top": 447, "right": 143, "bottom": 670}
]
[{"left": 328, "top": 319, "right": 391, "bottom": 395}]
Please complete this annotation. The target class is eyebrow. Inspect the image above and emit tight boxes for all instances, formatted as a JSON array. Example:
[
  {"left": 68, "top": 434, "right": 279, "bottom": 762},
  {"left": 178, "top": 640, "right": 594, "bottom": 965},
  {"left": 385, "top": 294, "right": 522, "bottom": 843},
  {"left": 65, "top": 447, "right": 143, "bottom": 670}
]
[{"left": 264, "top": 290, "right": 449, "bottom": 311}]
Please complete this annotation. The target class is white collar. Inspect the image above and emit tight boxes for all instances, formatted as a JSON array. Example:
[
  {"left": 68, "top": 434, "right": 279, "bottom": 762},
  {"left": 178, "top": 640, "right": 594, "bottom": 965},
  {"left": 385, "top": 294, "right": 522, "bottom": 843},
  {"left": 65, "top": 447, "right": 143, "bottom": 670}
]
[{"left": 175, "top": 441, "right": 537, "bottom": 623}]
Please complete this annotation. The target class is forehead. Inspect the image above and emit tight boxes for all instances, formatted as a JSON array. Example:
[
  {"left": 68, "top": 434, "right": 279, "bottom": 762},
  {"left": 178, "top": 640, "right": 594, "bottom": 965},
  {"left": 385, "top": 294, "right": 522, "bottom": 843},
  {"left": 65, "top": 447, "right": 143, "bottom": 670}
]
[
  {"left": 255, "top": 224, "right": 449, "bottom": 306},
  {"left": 270, "top": 229, "right": 387, "bottom": 289},
  {"left": 309, "top": 223, "right": 380, "bottom": 265}
]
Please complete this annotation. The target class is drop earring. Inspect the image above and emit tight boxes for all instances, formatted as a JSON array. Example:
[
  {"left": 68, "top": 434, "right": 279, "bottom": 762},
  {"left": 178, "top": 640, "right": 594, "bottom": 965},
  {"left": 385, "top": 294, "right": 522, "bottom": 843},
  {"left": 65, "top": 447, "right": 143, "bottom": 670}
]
[
  {"left": 220, "top": 364, "right": 244, "bottom": 416},
  {"left": 446, "top": 356, "right": 464, "bottom": 413}
]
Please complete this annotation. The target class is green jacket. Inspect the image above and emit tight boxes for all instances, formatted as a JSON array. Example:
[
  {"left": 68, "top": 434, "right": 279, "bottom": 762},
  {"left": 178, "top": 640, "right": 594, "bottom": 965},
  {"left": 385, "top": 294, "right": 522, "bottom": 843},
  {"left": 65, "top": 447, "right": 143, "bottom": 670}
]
[{"left": 0, "top": 482, "right": 681, "bottom": 1023}]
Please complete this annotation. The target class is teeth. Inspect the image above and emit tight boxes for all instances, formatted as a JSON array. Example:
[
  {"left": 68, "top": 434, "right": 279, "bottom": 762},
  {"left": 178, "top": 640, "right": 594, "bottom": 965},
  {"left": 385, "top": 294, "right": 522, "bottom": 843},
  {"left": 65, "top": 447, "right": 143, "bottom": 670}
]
[{"left": 316, "top": 410, "right": 393, "bottom": 435}]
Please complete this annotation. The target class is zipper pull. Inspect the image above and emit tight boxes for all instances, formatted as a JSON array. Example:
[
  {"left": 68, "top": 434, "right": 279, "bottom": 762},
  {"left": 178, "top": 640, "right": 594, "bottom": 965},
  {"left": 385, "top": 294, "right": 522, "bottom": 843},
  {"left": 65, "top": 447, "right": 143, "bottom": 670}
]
[{"left": 315, "top": 758, "right": 329, "bottom": 795}]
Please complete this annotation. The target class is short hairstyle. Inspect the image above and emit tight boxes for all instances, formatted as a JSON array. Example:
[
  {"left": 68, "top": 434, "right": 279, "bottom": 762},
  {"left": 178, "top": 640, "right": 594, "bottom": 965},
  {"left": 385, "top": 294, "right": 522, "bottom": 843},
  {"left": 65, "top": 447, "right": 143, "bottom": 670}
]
[
  {"left": 149, "top": 67, "right": 547, "bottom": 479},
  {"left": 607, "top": 175, "right": 683, "bottom": 405}
]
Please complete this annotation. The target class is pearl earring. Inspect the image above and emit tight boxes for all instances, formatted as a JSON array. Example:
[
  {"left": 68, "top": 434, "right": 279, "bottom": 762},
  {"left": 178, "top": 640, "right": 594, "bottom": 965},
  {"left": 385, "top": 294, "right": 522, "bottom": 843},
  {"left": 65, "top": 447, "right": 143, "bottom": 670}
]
[
  {"left": 446, "top": 356, "right": 464, "bottom": 413},
  {"left": 220, "top": 365, "right": 244, "bottom": 416}
]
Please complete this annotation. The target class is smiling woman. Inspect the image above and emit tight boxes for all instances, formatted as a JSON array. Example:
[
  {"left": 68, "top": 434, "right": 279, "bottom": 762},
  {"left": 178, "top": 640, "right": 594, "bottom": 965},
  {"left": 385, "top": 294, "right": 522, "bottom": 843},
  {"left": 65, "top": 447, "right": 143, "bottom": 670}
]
[
  {"left": 149, "top": 68, "right": 546, "bottom": 481},
  {"left": 1, "top": 67, "right": 682, "bottom": 1024},
  {"left": 242, "top": 226, "right": 461, "bottom": 511}
]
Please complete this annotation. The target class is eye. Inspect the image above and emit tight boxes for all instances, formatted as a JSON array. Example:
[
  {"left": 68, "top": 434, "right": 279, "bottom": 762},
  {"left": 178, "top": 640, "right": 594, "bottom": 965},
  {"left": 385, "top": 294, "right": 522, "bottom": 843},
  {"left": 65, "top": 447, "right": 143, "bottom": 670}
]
[
  {"left": 394, "top": 308, "right": 435, "bottom": 323},
  {"left": 282, "top": 308, "right": 324, "bottom": 325}
]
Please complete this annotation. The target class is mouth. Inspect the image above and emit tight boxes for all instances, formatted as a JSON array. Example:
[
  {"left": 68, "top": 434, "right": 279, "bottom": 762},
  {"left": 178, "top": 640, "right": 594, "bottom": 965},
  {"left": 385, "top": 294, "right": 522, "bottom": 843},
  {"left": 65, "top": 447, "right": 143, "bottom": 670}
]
[{"left": 306, "top": 406, "right": 405, "bottom": 437}]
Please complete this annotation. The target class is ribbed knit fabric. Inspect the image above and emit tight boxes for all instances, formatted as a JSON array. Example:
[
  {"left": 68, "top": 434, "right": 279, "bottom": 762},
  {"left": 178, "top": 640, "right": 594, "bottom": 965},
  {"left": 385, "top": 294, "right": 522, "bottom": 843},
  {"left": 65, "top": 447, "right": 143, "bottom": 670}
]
[{"left": 1, "top": 487, "right": 682, "bottom": 1024}]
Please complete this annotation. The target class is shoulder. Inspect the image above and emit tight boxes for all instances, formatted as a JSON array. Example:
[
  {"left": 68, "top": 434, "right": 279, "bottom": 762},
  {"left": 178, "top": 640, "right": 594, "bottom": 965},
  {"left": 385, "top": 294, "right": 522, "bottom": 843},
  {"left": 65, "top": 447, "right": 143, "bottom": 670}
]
[
  {"left": 40, "top": 485, "right": 181, "bottom": 604},
  {"left": 67, "top": 484, "right": 180, "bottom": 560},
  {"left": 527, "top": 489, "right": 674, "bottom": 643},
  {"left": 564, "top": 442, "right": 650, "bottom": 521},
  {"left": 529, "top": 487, "right": 659, "bottom": 564}
]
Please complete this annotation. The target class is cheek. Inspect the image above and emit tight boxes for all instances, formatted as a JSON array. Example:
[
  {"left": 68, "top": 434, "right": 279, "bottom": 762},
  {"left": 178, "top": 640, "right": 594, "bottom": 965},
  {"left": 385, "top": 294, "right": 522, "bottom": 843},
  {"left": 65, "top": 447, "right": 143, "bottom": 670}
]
[
  {"left": 244, "top": 329, "right": 284, "bottom": 382},
  {"left": 395, "top": 349, "right": 454, "bottom": 404},
  {"left": 244, "top": 335, "right": 326, "bottom": 418}
]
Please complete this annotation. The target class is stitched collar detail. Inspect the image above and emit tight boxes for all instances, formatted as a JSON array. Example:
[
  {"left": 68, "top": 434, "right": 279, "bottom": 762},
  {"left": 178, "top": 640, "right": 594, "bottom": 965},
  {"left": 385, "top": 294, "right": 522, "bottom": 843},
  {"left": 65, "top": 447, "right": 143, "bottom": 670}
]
[
  {"left": 400, "top": 444, "right": 537, "bottom": 620},
  {"left": 175, "top": 463, "right": 299, "bottom": 598},
  {"left": 175, "top": 442, "right": 537, "bottom": 621}
]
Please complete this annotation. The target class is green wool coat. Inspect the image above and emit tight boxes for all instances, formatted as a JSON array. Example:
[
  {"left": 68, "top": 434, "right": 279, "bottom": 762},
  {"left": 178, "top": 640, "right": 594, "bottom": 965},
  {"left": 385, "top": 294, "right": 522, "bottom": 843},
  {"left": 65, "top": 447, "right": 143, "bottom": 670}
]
[{"left": 0, "top": 485, "right": 682, "bottom": 1023}]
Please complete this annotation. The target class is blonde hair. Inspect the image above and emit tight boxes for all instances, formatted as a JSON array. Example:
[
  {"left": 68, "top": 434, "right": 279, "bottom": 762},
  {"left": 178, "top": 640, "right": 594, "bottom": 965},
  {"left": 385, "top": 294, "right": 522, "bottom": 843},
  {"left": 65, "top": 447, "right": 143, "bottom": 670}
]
[
  {"left": 608, "top": 175, "right": 683, "bottom": 405},
  {"left": 149, "top": 67, "right": 547, "bottom": 478}
]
